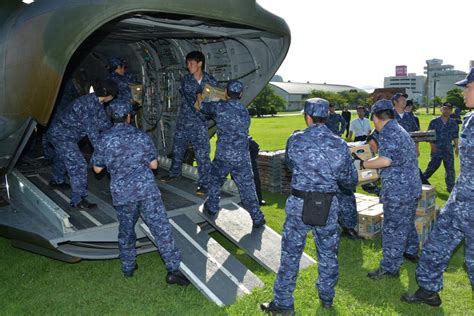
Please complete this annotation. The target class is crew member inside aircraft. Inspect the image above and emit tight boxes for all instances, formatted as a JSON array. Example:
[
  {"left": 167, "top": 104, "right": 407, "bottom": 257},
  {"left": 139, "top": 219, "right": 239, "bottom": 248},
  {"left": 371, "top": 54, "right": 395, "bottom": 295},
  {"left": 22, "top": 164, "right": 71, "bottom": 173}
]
[
  {"left": 160, "top": 51, "right": 219, "bottom": 195},
  {"left": 261, "top": 98, "right": 358, "bottom": 313},
  {"left": 107, "top": 56, "right": 134, "bottom": 103},
  {"left": 46, "top": 79, "right": 116, "bottom": 209},
  {"left": 92, "top": 100, "right": 189, "bottom": 285},
  {"left": 361, "top": 99, "right": 421, "bottom": 280},
  {"left": 200, "top": 80, "right": 266, "bottom": 228}
]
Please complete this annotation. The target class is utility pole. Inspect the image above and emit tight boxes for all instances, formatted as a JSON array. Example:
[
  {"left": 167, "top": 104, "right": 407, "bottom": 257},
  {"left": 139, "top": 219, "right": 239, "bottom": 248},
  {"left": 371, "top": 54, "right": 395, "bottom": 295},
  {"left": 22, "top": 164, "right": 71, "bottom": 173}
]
[{"left": 432, "top": 73, "right": 439, "bottom": 115}]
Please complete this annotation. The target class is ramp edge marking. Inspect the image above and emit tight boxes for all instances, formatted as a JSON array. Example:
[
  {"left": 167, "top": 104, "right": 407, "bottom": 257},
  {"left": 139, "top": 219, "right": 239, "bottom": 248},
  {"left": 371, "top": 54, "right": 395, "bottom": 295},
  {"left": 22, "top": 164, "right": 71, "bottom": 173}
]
[
  {"left": 169, "top": 219, "right": 252, "bottom": 295},
  {"left": 79, "top": 211, "right": 102, "bottom": 226}
]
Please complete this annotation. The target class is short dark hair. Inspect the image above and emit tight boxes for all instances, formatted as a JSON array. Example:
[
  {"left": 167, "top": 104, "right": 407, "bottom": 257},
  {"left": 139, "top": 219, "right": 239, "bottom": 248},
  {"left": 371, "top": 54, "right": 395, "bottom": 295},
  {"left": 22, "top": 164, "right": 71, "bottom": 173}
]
[
  {"left": 311, "top": 116, "right": 327, "bottom": 124},
  {"left": 94, "top": 79, "right": 118, "bottom": 98},
  {"left": 374, "top": 109, "right": 394, "bottom": 120},
  {"left": 356, "top": 105, "right": 365, "bottom": 110},
  {"left": 227, "top": 90, "right": 241, "bottom": 99},
  {"left": 186, "top": 51, "right": 205, "bottom": 70},
  {"left": 112, "top": 115, "right": 128, "bottom": 124}
]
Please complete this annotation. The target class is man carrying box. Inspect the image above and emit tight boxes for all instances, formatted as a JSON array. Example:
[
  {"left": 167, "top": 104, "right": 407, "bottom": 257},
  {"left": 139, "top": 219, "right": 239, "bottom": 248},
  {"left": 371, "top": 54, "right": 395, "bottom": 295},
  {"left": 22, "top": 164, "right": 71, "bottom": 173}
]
[{"left": 359, "top": 99, "right": 422, "bottom": 280}]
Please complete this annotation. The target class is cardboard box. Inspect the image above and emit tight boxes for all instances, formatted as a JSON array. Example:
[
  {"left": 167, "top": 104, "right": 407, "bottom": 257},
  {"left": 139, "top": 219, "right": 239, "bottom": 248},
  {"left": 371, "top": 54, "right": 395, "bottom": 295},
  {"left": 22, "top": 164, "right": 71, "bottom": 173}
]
[
  {"left": 358, "top": 206, "right": 383, "bottom": 239},
  {"left": 418, "top": 185, "right": 436, "bottom": 210},
  {"left": 194, "top": 83, "right": 226, "bottom": 110},
  {"left": 410, "top": 130, "right": 436, "bottom": 143},
  {"left": 356, "top": 200, "right": 380, "bottom": 213},
  {"left": 129, "top": 84, "right": 143, "bottom": 104},
  {"left": 348, "top": 143, "right": 379, "bottom": 184},
  {"left": 416, "top": 216, "right": 431, "bottom": 248}
]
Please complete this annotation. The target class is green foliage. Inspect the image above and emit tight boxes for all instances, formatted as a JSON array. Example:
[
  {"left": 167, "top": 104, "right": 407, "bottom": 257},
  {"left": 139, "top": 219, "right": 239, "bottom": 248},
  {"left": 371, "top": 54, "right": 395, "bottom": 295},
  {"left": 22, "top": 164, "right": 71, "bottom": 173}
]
[
  {"left": 445, "top": 88, "right": 464, "bottom": 109},
  {"left": 249, "top": 85, "right": 285, "bottom": 116},
  {"left": 309, "top": 89, "right": 369, "bottom": 109}
]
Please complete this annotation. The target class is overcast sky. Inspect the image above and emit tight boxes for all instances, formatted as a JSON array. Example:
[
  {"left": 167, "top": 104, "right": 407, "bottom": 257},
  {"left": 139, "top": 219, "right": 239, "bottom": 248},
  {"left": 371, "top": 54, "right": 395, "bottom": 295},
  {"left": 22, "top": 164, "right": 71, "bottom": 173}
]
[{"left": 256, "top": 0, "right": 474, "bottom": 90}]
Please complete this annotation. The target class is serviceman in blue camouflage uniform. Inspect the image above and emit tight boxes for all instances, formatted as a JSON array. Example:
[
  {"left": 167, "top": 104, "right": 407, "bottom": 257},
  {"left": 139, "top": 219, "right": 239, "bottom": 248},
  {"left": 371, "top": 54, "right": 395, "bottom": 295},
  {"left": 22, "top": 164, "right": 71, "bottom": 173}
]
[
  {"left": 161, "top": 51, "right": 218, "bottom": 195},
  {"left": 92, "top": 100, "right": 189, "bottom": 285},
  {"left": 401, "top": 68, "right": 474, "bottom": 307},
  {"left": 423, "top": 102, "right": 459, "bottom": 193},
  {"left": 361, "top": 99, "right": 422, "bottom": 280},
  {"left": 47, "top": 79, "right": 117, "bottom": 209},
  {"left": 107, "top": 57, "right": 134, "bottom": 103},
  {"left": 200, "top": 80, "right": 266, "bottom": 227},
  {"left": 261, "top": 98, "right": 358, "bottom": 313},
  {"left": 337, "top": 185, "right": 359, "bottom": 239},
  {"left": 392, "top": 93, "right": 419, "bottom": 133},
  {"left": 326, "top": 103, "right": 347, "bottom": 136}
]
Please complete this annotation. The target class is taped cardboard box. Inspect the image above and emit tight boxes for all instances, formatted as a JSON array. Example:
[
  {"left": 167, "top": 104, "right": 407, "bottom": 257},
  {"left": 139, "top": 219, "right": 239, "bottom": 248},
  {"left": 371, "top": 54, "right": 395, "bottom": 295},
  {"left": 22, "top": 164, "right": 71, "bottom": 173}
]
[
  {"left": 410, "top": 130, "right": 436, "bottom": 143},
  {"left": 356, "top": 199, "right": 380, "bottom": 213},
  {"left": 416, "top": 216, "right": 431, "bottom": 247},
  {"left": 358, "top": 205, "right": 383, "bottom": 239},
  {"left": 347, "top": 143, "right": 379, "bottom": 184},
  {"left": 194, "top": 83, "right": 226, "bottom": 110}
]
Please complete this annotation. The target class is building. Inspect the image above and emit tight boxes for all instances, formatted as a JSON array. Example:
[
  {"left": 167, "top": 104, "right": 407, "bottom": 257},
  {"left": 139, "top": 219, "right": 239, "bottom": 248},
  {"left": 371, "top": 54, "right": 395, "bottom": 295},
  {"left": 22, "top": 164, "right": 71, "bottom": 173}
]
[
  {"left": 424, "top": 59, "right": 467, "bottom": 101},
  {"left": 384, "top": 66, "right": 425, "bottom": 104},
  {"left": 269, "top": 81, "right": 360, "bottom": 111}
]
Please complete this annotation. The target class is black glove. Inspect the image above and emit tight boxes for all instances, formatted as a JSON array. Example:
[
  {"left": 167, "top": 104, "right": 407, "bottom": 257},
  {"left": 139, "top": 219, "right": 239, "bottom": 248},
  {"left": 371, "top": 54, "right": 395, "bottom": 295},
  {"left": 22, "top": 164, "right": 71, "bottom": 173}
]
[{"left": 351, "top": 153, "right": 365, "bottom": 169}]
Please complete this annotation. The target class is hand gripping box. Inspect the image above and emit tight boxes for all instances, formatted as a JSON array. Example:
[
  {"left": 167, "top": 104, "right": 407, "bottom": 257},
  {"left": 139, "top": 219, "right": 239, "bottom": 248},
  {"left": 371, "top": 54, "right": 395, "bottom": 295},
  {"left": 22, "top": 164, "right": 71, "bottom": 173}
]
[
  {"left": 357, "top": 204, "right": 383, "bottom": 239},
  {"left": 194, "top": 83, "right": 226, "bottom": 110},
  {"left": 347, "top": 142, "right": 379, "bottom": 184}
]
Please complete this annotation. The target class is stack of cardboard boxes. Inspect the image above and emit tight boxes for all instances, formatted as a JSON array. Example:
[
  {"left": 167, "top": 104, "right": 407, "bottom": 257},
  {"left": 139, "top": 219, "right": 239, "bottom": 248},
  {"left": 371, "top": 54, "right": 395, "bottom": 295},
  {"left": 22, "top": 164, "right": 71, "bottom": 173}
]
[{"left": 355, "top": 185, "right": 439, "bottom": 246}]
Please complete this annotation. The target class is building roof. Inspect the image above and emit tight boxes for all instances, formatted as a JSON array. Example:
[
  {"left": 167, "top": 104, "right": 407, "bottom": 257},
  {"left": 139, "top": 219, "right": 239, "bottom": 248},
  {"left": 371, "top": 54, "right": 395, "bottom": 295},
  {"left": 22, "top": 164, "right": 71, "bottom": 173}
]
[{"left": 270, "top": 81, "right": 360, "bottom": 94}]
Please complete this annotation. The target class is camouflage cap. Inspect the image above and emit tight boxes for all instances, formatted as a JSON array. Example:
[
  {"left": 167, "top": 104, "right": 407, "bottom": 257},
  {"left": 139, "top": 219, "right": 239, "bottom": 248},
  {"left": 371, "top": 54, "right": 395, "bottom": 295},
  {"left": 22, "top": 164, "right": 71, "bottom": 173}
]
[
  {"left": 455, "top": 68, "right": 474, "bottom": 87},
  {"left": 107, "top": 56, "right": 123, "bottom": 69},
  {"left": 371, "top": 99, "right": 393, "bottom": 114},
  {"left": 304, "top": 98, "right": 329, "bottom": 118},
  {"left": 391, "top": 92, "right": 408, "bottom": 101},
  {"left": 109, "top": 100, "right": 132, "bottom": 118},
  {"left": 227, "top": 80, "right": 244, "bottom": 94}
]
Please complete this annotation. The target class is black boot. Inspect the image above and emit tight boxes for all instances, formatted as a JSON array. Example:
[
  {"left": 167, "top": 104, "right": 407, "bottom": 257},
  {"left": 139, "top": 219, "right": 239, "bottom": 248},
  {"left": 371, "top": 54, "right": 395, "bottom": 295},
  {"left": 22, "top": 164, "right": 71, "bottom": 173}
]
[
  {"left": 401, "top": 287, "right": 441, "bottom": 307},
  {"left": 73, "top": 199, "right": 97, "bottom": 210},
  {"left": 367, "top": 268, "right": 399, "bottom": 280},
  {"left": 341, "top": 227, "right": 360, "bottom": 240},
  {"left": 166, "top": 270, "right": 190, "bottom": 286},
  {"left": 260, "top": 301, "right": 295, "bottom": 315},
  {"left": 123, "top": 263, "right": 138, "bottom": 278}
]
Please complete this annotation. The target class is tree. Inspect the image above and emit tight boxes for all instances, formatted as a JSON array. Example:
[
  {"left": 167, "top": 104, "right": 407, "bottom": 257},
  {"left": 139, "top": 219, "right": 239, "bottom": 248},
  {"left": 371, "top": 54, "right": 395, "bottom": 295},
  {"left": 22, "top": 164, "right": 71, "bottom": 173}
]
[
  {"left": 445, "top": 88, "right": 464, "bottom": 110},
  {"left": 309, "top": 89, "right": 369, "bottom": 109},
  {"left": 249, "top": 85, "right": 286, "bottom": 117}
]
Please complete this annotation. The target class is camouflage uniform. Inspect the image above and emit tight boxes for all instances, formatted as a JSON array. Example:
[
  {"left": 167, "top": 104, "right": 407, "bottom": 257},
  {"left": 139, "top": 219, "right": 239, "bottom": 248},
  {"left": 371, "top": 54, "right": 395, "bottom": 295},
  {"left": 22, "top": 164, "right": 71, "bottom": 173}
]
[
  {"left": 423, "top": 116, "right": 459, "bottom": 192},
  {"left": 416, "top": 111, "right": 474, "bottom": 291},
  {"left": 92, "top": 101, "right": 181, "bottom": 274},
  {"left": 168, "top": 72, "right": 218, "bottom": 189},
  {"left": 326, "top": 112, "right": 347, "bottom": 136},
  {"left": 272, "top": 98, "right": 358, "bottom": 308},
  {"left": 47, "top": 93, "right": 112, "bottom": 206},
  {"left": 107, "top": 57, "right": 133, "bottom": 102},
  {"left": 396, "top": 111, "right": 419, "bottom": 133},
  {"left": 337, "top": 185, "right": 357, "bottom": 230},
  {"left": 201, "top": 81, "right": 265, "bottom": 225},
  {"left": 376, "top": 107, "right": 421, "bottom": 273}
]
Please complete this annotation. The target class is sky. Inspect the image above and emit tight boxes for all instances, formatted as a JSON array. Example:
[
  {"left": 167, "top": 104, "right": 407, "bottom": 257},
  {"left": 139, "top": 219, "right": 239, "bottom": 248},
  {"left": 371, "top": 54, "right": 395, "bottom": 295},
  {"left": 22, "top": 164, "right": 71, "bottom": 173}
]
[{"left": 256, "top": 0, "right": 474, "bottom": 90}]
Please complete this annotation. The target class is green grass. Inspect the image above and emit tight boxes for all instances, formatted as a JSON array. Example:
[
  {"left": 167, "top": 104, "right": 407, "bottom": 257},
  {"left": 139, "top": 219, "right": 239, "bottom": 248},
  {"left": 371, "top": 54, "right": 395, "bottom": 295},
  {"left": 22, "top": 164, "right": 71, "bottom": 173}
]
[{"left": 1, "top": 111, "right": 473, "bottom": 315}]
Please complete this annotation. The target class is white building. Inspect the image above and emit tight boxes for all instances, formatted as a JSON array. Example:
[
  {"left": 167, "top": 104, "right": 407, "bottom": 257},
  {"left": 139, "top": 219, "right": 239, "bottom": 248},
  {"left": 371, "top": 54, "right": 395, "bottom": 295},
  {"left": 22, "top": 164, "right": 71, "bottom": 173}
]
[
  {"left": 269, "top": 81, "right": 360, "bottom": 111},
  {"left": 383, "top": 72, "right": 425, "bottom": 104},
  {"left": 424, "top": 59, "right": 467, "bottom": 100}
]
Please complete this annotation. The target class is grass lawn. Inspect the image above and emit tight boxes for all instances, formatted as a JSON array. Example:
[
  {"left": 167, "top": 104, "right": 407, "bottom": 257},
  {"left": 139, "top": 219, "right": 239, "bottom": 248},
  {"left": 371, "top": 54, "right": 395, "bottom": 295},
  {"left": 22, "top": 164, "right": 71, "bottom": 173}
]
[{"left": 1, "top": 110, "right": 473, "bottom": 315}]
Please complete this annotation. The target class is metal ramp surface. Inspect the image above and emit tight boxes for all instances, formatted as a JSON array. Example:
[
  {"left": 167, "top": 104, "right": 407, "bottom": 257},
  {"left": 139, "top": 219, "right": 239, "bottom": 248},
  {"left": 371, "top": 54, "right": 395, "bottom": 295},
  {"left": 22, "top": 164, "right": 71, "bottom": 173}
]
[
  {"left": 198, "top": 202, "right": 317, "bottom": 273},
  {"left": 140, "top": 214, "right": 264, "bottom": 306}
]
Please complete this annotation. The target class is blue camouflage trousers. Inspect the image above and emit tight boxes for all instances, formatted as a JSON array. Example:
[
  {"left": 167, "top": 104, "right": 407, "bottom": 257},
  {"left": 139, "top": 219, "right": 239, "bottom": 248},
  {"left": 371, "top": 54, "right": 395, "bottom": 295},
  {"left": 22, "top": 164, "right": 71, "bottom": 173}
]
[
  {"left": 416, "top": 197, "right": 474, "bottom": 292},
  {"left": 423, "top": 149, "right": 455, "bottom": 192},
  {"left": 336, "top": 190, "right": 357, "bottom": 229},
  {"left": 50, "top": 139, "right": 87, "bottom": 206},
  {"left": 169, "top": 122, "right": 211, "bottom": 188},
  {"left": 380, "top": 198, "right": 419, "bottom": 273},
  {"left": 207, "top": 158, "right": 264, "bottom": 224},
  {"left": 274, "top": 196, "right": 339, "bottom": 307},
  {"left": 115, "top": 195, "right": 181, "bottom": 273}
]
